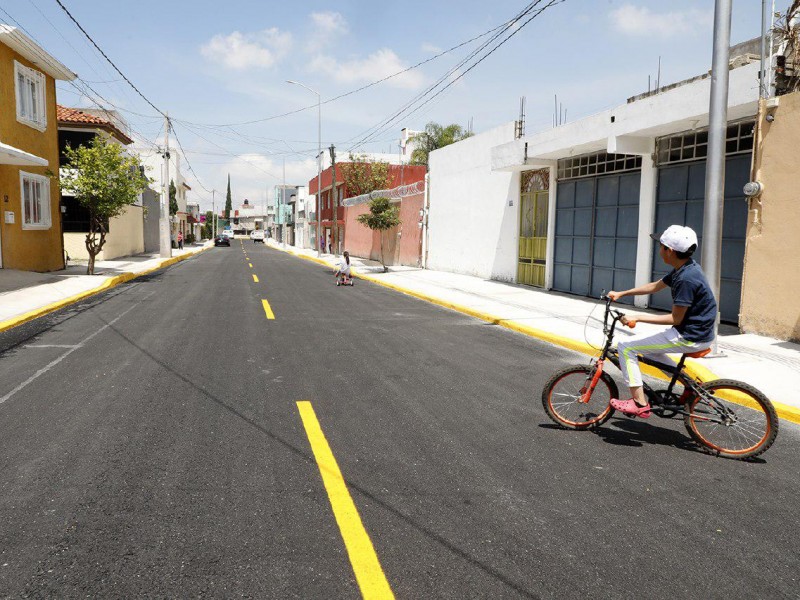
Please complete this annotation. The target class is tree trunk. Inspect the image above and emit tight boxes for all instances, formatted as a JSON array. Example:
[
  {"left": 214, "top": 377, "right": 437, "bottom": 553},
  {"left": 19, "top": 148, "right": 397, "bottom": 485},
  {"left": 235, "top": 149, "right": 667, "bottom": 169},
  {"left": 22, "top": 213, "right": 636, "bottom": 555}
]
[
  {"left": 86, "top": 213, "right": 107, "bottom": 275},
  {"left": 380, "top": 229, "right": 388, "bottom": 273}
]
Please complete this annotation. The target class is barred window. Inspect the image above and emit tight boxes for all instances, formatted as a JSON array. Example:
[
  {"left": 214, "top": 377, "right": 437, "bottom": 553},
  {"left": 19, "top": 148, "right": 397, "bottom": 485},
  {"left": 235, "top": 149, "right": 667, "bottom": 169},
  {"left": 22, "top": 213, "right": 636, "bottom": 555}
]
[
  {"left": 557, "top": 152, "right": 642, "bottom": 180},
  {"left": 15, "top": 61, "right": 47, "bottom": 131},
  {"left": 656, "top": 120, "right": 754, "bottom": 165},
  {"left": 20, "top": 171, "right": 51, "bottom": 229}
]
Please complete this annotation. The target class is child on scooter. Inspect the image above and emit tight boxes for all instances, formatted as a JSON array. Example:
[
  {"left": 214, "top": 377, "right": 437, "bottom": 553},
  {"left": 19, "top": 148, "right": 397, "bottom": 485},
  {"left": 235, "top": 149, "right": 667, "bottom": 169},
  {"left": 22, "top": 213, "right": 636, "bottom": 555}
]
[{"left": 334, "top": 251, "right": 352, "bottom": 285}]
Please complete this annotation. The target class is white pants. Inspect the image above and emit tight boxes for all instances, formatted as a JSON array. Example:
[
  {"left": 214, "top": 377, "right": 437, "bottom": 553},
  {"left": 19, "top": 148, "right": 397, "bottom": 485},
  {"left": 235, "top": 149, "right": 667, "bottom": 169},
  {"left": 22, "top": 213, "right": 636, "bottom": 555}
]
[{"left": 616, "top": 327, "right": 713, "bottom": 388}]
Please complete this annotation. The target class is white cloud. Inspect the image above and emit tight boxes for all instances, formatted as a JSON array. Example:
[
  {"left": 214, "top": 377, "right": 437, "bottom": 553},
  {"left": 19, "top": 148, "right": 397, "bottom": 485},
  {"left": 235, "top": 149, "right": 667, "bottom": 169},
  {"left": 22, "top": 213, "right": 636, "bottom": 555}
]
[
  {"left": 610, "top": 4, "right": 713, "bottom": 38},
  {"left": 201, "top": 28, "right": 292, "bottom": 70},
  {"left": 310, "top": 49, "right": 425, "bottom": 90},
  {"left": 421, "top": 42, "right": 442, "bottom": 54},
  {"left": 311, "top": 11, "right": 348, "bottom": 36},
  {"left": 306, "top": 11, "right": 348, "bottom": 52}
]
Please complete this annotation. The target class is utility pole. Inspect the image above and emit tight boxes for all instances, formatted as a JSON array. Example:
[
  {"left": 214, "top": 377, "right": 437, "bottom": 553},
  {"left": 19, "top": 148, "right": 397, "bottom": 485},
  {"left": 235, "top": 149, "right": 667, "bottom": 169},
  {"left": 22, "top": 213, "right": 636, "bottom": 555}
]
[
  {"left": 160, "top": 113, "right": 172, "bottom": 258},
  {"left": 329, "top": 144, "right": 338, "bottom": 257},
  {"left": 281, "top": 157, "right": 286, "bottom": 248},
  {"left": 702, "top": 0, "right": 732, "bottom": 352},
  {"left": 211, "top": 189, "right": 216, "bottom": 238}
]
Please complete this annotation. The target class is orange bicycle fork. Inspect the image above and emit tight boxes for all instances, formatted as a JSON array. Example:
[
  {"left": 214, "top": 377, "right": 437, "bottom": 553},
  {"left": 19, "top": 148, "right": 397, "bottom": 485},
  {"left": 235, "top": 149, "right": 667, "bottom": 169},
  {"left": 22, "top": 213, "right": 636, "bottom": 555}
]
[{"left": 579, "top": 360, "right": 605, "bottom": 403}]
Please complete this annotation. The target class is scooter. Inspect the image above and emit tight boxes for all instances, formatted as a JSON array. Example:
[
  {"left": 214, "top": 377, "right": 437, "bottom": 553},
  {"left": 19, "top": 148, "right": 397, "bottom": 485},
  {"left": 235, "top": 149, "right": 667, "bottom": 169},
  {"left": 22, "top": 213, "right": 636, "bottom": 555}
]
[{"left": 335, "top": 272, "right": 354, "bottom": 286}]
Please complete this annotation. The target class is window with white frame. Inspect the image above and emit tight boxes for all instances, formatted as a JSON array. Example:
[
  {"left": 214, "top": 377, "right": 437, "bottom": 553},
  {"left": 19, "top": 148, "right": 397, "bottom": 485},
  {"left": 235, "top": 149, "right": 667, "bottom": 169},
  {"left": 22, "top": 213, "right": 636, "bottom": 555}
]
[
  {"left": 20, "top": 172, "right": 51, "bottom": 229},
  {"left": 15, "top": 61, "right": 47, "bottom": 130}
]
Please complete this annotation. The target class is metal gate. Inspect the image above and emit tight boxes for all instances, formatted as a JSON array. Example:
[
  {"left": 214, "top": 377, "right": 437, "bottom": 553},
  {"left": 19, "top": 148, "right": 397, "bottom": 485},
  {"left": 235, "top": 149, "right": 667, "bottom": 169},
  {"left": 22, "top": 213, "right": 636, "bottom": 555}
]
[
  {"left": 518, "top": 170, "right": 548, "bottom": 287},
  {"left": 650, "top": 153, "right": 750, "bottom": 323},
  {"left": 553, "top": 153, "right": 641, "bottom": 303}
]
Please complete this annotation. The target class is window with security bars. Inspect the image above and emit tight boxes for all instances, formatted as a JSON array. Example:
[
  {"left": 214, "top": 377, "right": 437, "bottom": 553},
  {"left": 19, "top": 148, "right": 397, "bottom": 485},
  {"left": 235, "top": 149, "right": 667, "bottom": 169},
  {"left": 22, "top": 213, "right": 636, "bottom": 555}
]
[
  {"left": 656, "top": 120, "right": 755, "bottom": 165},
  {"left": 20, "top": 171, "right": 51, "bottom": 229},
  {"left": 557, "top": 152, "right": 642, "bottom": 180},
  {"left": 15, "top": 61, "right": 47, "bottom": 130}
]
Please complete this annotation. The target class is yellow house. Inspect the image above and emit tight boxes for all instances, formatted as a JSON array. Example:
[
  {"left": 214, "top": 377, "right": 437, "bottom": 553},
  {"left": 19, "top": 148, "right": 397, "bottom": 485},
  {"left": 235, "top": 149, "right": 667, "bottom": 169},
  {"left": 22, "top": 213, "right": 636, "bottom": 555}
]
[{"left": 0, "top": 24, "right": 76, "bottom": 272}]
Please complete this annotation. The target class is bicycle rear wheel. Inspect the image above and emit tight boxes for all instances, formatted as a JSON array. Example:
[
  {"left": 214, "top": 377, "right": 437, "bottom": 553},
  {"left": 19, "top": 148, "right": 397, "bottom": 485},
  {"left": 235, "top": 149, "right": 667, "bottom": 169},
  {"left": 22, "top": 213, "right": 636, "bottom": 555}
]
[
  {"left": 542, "top": 365, "right": 617, "bottom": 430},
  {"left": 683, "top": 379, "right": 778, "bottom": 460}
]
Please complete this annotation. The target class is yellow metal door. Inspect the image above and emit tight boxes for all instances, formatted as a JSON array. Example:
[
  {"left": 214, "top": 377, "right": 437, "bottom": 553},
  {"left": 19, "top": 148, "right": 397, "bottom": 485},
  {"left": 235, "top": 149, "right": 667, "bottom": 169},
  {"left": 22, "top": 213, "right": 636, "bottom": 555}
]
[{"left": 518, "top": 171, "right": 549, "bottom": 286}]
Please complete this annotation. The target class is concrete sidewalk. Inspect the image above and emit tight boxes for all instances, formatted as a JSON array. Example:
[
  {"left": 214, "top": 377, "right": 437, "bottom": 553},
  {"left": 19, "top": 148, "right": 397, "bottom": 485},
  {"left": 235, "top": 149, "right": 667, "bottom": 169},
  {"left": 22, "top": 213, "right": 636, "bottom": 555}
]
[
  {"left": 0, "top": 242, "right": 212, "bottom": 332},
  {"left": 268, "top": 239, "right": 800, "bottom": 424}
]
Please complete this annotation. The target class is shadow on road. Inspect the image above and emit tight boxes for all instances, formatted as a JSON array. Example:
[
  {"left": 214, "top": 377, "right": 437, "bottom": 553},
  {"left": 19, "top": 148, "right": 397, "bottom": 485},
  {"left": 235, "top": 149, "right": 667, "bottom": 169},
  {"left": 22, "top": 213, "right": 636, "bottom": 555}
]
[{"left": 539, "top": 419, "right": 768, "bottom": 463}]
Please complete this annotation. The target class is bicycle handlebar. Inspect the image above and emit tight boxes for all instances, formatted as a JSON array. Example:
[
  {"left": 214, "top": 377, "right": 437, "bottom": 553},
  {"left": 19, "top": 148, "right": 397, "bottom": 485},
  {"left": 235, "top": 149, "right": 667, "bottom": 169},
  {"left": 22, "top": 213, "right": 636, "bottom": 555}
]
[{"left": 599, "top": 291, "right": 636, "bottom": 328}]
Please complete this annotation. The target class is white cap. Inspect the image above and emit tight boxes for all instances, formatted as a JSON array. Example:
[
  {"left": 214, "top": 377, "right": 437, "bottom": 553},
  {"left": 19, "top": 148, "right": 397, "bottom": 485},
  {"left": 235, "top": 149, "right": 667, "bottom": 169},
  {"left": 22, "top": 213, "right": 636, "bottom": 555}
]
[{"left": 651, "top": 225, "right": 698, "bottom": 253}]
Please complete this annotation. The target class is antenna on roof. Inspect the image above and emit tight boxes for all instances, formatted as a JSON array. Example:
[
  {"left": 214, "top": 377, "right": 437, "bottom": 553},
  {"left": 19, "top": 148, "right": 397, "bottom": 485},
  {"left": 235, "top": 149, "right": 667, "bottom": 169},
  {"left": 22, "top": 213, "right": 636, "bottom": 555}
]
[
  {"left": 515, "top": 96, "right": 526, "bottom": 139},
  {"left": 656, "top": 56, "right": 662, "bottom": 91}
]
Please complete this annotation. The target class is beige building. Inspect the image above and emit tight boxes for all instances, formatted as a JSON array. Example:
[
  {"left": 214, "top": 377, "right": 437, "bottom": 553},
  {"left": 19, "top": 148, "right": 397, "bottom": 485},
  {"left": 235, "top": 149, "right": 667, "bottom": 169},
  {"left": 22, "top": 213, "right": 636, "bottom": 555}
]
[
  {"left": 740, "top": 90, "right": 800, "bottom": 341},
  {"left": 58, "top": 105, "right": 144, "bottom": 261}
]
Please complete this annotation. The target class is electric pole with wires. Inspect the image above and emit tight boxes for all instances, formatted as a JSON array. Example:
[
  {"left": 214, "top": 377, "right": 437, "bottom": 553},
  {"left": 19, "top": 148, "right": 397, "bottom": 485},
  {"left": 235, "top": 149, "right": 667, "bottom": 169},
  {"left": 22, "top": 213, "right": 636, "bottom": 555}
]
[
  {"left": 329, "top": 145, "right": 338, "bottom": 257},
  {"left": 160, "top": 114, "right": 172, "bottom": 258}
]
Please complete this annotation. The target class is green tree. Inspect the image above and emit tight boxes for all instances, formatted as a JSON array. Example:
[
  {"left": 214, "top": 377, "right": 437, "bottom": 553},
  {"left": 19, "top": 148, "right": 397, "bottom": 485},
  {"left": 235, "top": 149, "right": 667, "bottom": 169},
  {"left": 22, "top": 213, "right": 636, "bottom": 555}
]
[
  {"left": 410, "top": 122, "right": 473, "bottom": 167},
  {"left": 225, "top": 174, "right": 232, "bottom": 219},
  {"left": 201, "top": 210, "right": 214, "bottom": 239},
  {"left": 169, "top": 179, "right": 178, "bottom": 215},
  {"left": 356, "top": 197, "right": 401, "bottom": 272},
  {"left": 61, "top": 137, "right": 149, "bottom": 275},
  {"left": 342, "top": 153, "right": 391, "bottom": 197}
]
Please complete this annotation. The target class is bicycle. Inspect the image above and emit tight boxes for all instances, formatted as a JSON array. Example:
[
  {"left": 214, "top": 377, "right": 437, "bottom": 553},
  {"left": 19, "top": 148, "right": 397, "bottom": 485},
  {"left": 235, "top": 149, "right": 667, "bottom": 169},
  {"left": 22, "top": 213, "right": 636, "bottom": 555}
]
[{"left": 541, "top": 294, "right": 779, "bottom": 460}]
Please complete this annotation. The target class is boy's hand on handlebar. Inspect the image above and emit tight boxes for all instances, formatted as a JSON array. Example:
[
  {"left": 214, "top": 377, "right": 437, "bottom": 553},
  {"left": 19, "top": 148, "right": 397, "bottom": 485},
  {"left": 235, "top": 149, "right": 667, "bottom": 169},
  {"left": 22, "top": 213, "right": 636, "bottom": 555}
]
[
  {"left": 607, "top": 290, "right": 623, "bottom": 302},
  {"left": 620, "top": 314, "right": 637, "bottom": 328}
]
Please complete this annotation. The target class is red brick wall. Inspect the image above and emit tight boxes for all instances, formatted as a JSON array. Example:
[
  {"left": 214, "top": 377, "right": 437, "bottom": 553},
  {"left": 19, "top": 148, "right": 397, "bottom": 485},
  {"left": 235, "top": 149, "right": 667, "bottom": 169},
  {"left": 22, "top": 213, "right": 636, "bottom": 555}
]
[{"left": 343, "top": 192, "right": 424, "bottom": 267}]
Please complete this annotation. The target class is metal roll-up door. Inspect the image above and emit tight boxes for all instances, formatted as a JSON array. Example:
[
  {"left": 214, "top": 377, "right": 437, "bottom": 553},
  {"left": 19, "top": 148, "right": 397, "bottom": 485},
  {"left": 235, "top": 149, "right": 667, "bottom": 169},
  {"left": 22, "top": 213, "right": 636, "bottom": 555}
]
[
  {"left": 650, "top": 126, "right": 753, "bottom": 324},
  {"left": 553, "top": 152, "right": 641, "bottom": 303}
]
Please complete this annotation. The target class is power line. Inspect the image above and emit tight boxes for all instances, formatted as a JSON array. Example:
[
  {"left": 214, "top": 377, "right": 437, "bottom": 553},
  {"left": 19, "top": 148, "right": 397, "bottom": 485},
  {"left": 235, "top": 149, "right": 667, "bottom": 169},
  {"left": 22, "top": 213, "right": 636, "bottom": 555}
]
[
  {"left": 349, "top": 0, "right": 564, "bottom": 151},
  {"left": 27, "top": 0, "right": 141, "bottom": 110},
  {"left": 0, "top": 5, "right": 160, "bottom": 152},
  {"left": 176, "top": 120, "right": 283, "bottom": 180},
  {"left": 173, "top": 13, "right": 524, "bottom": 129},
  {"left": 53, "top": 0, "right": 165, "bottom": 117},
  {"left": 343, "top": 1, "right": 541, "bottom": 150},
  {"left": 169, "top": 122, "right": 213, "bottom": 194}
]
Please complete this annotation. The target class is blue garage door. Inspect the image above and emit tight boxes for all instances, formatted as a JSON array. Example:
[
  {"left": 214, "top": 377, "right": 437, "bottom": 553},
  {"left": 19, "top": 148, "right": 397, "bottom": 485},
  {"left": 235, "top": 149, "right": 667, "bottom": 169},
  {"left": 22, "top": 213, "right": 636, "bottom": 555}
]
[
  {"left": 650, "top": 153, "right": 750, "bottom": 323},
  {"left": 554, "top": 169, "right": 640, "bottom": 303}
]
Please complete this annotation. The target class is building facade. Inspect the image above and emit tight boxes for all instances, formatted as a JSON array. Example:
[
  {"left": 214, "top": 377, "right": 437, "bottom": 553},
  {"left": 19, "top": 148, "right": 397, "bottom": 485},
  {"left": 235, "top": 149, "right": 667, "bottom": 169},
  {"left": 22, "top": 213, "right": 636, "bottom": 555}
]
[
  {"left": 429, "top": 48, "right": 763, "bottom": 329},
  {"left": 308, "top": 163, "right": 427, "bottom": 255},
  {"left": 57, "top": 105, "right": 145, "bottom": 261},
  {"left": 0, "top": 25, "right": 76, "bottom": 272}
]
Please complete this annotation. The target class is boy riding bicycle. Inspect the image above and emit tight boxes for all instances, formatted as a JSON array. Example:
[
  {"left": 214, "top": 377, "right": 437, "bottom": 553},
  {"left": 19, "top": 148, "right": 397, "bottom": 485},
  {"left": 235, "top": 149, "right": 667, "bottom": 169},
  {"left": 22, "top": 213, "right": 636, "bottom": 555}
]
[{"left": 607, "top": 225, "right": 717, "bottom": 418}]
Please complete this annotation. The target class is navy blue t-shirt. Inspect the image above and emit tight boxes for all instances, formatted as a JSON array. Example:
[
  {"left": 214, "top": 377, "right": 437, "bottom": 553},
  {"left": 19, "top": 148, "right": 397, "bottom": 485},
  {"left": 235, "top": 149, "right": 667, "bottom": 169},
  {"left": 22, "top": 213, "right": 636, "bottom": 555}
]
[{"left": 661, "top": 259, "right": 717, "bottom": 343}]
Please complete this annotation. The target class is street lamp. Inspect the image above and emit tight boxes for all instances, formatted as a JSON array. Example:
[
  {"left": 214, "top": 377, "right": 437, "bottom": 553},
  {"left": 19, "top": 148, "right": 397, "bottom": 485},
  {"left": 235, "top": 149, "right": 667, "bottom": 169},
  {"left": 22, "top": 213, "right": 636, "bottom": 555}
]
[{"left": 286, "top": 79, "right": 322, "bottom": 257}]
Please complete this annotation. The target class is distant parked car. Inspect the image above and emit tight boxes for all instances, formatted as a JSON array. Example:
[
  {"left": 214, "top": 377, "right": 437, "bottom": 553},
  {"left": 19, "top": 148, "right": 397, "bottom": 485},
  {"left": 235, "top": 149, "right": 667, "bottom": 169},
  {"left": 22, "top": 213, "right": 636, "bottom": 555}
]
[
  {"left": 214, "top": 234, "right": 231, "bottom": 247},
  {"left": 250, "top": 230, "right": 265, "bottom": 243},
  {"left": 222, "top": 230, "right": 234, "bottom": 239}
]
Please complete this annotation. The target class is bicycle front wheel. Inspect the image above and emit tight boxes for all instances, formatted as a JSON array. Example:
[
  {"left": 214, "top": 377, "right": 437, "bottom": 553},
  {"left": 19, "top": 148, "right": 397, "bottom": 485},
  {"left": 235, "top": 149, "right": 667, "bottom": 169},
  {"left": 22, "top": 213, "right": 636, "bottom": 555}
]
[
  {"left": 542, "top": 365, "right": 617, "bottom": 430},
  {"left": 684, "top": 379, "right": 779, "bottom": 460}
]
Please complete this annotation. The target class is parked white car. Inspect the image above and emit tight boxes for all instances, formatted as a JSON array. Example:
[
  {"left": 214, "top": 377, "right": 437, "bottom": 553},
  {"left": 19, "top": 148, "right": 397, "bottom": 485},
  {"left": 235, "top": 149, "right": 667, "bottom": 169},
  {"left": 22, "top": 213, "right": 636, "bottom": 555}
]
[
  {"left": 222, "top": 229, "right": 234, "bottom": 239},
  {"left": 250, "top": 230, "right": 265, "bottom": 243}
]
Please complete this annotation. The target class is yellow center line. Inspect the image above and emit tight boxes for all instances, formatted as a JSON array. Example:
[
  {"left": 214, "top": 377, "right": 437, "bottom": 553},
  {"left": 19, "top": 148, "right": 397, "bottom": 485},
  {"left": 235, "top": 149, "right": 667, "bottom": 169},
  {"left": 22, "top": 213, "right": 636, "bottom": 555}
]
[
  {"left": 261, "top": 299, "right": 275, "bottom": 319},
  {"left": 249, "top": 263, "right": 253, "bottom": 268},
  {"left": 296, "top": 401, "right": 394, "bottom": 600},
  {"left": 252, "top": 274, "right": 259, "bottom": 283}
]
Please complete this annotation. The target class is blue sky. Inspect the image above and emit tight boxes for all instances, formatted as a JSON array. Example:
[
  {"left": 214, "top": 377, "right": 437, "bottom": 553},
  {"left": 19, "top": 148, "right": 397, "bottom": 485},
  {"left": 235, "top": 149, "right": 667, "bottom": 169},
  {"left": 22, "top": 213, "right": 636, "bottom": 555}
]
[{"left": 3, "top": 0, "right": 776, "bottom": 210}]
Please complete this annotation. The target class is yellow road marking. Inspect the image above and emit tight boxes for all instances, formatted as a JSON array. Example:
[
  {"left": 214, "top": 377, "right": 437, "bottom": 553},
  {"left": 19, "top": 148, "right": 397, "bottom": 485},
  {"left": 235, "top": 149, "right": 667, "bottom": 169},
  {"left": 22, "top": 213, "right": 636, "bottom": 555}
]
[
  {"left": 261, "top": 299, "right": 275, "bottom": 319},
  {"left": 249, "top": 263, "right": 253, "bottom": 268},
  {"left": 252, "top": 274, "right": 259, "bottom": 283},
  {"left": 296, "top": 401, "right": 394, "bottom": 599}
]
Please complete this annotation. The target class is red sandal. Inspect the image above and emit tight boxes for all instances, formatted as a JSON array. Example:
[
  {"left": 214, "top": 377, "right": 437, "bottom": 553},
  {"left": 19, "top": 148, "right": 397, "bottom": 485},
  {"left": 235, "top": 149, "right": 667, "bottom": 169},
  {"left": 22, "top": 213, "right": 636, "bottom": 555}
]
[{"left": 610, "top": 398, "right": 651, "bottom": 418}]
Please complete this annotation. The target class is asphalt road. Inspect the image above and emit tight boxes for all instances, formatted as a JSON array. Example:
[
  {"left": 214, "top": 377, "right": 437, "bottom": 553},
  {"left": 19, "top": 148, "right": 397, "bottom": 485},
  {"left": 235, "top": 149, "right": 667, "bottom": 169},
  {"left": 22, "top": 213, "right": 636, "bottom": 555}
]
[{"left": 1, "top": 241, "right": 798, "bottom": 599}]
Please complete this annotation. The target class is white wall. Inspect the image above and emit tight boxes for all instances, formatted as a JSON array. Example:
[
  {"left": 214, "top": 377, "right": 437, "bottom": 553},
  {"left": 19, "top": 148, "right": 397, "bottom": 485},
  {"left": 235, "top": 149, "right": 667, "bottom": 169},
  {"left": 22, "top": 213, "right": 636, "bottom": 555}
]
[
  {"left": 427, "top": 122, "right": 518, "bottom": 281},
  {"left": 492, "top": 62, "right": 760, "bottom": 170}
]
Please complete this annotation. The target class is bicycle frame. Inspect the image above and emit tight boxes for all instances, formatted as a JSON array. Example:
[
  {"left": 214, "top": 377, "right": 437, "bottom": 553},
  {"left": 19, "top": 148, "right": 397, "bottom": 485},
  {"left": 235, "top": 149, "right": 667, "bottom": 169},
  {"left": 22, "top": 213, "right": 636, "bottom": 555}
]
[{"left": 589, "top": 295, "right": 733, "bottom": 424}]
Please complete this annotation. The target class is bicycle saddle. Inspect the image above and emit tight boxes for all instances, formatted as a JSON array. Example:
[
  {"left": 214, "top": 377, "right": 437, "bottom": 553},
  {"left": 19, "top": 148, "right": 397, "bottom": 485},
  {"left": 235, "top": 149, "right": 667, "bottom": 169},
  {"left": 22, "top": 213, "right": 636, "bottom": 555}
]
[{"left": 684, "top": 348, "right": 712, "bottom": 359}]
